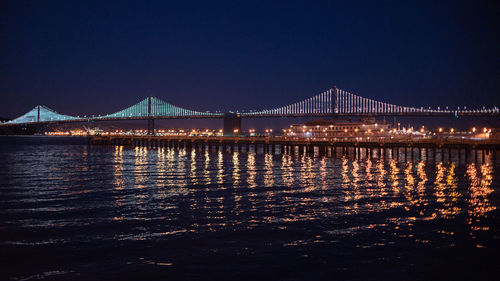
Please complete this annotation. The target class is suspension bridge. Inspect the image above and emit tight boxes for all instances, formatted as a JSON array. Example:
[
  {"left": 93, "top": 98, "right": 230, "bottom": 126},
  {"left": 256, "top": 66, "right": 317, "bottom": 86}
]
[{"left": 2, "top": 86, "right": 498, "bottom": 134}]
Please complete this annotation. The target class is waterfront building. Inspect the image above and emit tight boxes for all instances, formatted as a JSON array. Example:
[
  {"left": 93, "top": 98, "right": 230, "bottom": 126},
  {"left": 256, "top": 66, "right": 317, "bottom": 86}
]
[{"left": 283, "top": 118, "right": 392, "bottom": 138}]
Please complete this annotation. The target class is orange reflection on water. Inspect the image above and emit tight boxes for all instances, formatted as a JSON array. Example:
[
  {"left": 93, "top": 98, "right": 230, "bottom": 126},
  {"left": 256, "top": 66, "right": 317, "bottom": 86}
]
[
  {"left": 341, "top": 157, "right": 351, "bottom": 202},
  {"left": 280, "top": 154, "right": 294, "bottom": 187},
  {"left": 190, "top": 149, "right": 199, "bottom": 186},
  {"left": 402, "top": 162, "right": 415, "bottom": 212},
  {"left": 134, "top": 146, "right": 148, "bottom": 189},
  {"left": 302, "top": 156, "right": 318, "bottom": 193},
  {"left": 374, "top": 159, "right": 388, "bottom": 211},
  {"left": 365, "top": 157, "right": 373, "bottom": 189},
  {"left": 434, "top": 162, "right": 446, "bottom": 203},
  {"left": 202, "top": 151, "right": 212, "bottom": 185},
  {"left": 389, "top": 159, "right": 400, "bottom": 196},
  {"left": 157, "top": 147, "right": 166, "bottom": 188},
  {"left": 113, "top": 145, "right": 124, "bottom": 189},
  {"left": 108, "top": 146, "right": 497, "bottom": 246},
  {"left": 414, "top": 161, "right": 427, "bottom": 210},
  {"left": 351, "top": 160, "right": 361, "bottom": 202},
  {"left": 416, "top": 161, "right": 427, "bottom": 195},
  {"left": 112, "top": 145, "right": 125, "bottom": 209},
  {"left": 466, "top": 163, "right": 495, "bottom": 242},
  {"left": 232, "top": 152, "right": 241, "bottom": 187},
  {"left": 375, "top": 159, "right": 386, "bottom": 194},
  {"left": 319, "top": 158, "right": 328, "bottom": 190},
  {"left": 164, "top": 148, "right": 176, "bottom": 188},
  {"left": 247, "top": 153, "right": 257, "bottom": 188},
  {"left": 216, "top": 151, "right": 224, "bottom": 185},
  {"left": 434, "top": 162, "right": 461, "bottom": 219},
  {"left": 175, "top": 149, "right": 188, "bottom": 189},
  {"left": 445, "top": 162, "right": 461, "bottom": 217},
  {"left": 298, "top": 156, "right": 315, "bottom": 191}
]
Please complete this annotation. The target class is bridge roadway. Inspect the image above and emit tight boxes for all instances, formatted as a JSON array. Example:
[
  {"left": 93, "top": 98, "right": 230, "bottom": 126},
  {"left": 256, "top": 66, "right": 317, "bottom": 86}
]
[{"left": 89, "top": 135, "right": 499, "bottom": 161}]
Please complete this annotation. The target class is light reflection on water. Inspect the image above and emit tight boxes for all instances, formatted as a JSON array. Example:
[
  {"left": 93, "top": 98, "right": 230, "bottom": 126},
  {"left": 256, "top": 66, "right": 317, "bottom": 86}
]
[
  {"left": 104, "top": 146, "right": 499, "bottom": 241},
  {"left": 0, "top": 140, "right": 498, "bottom": 279}
]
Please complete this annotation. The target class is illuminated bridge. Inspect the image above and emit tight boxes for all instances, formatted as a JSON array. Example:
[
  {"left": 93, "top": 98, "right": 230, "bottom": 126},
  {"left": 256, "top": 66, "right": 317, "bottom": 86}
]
[{"left": 2, "top": 86, "right": 498, "bottom": 134}]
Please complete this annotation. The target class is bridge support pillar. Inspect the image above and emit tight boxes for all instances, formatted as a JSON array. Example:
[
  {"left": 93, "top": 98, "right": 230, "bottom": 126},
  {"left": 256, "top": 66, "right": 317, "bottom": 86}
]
[
  {"left": 319, "top": 145, "right": 326, "bottom": 155},
  {"left": 147, "top": 118, "right": 155, "bottom": 135},
  {"left": 223, "top": 113, "right": 241, "bottom": 136}
]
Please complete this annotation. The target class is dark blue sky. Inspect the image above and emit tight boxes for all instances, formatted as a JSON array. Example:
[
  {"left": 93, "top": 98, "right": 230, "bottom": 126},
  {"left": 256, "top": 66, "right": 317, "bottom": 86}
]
[{"left": 1, "top": 0, "right": 498, "bottom": 120}]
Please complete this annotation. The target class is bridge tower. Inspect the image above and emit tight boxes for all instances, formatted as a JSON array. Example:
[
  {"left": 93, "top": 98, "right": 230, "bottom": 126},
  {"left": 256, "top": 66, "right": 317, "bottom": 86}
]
[
  {"left": 333, "top": 86, "right": 339, "bottom": 114},
  {"left": 147, "top": 96, "right": 155, "bottom": 135},
  {"left": 223, "top": 113, "right": 241, "bottom": 136},
  {"left": 33, "top": 105, "right": 44, "bottom": 134}
]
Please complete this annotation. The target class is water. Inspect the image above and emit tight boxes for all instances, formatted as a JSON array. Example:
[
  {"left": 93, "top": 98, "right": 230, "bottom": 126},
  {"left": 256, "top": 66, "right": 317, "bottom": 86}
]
[{"left": 0, "top": 136, "right": 499, "bottom": 280}]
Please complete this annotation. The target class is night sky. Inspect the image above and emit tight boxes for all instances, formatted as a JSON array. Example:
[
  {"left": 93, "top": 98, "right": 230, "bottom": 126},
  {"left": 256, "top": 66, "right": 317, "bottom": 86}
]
[{"left": 1, "top": 1, "right": 498, "bottom": 127}]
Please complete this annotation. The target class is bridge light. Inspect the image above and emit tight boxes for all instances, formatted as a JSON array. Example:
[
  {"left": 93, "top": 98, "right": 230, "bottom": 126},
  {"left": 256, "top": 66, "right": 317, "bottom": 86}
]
[
  {"left": 438, "top": 128, "right": 443, "bottom": 133},
  {"left": 450, "top": 128, "right": 454, "bottom": 133}
]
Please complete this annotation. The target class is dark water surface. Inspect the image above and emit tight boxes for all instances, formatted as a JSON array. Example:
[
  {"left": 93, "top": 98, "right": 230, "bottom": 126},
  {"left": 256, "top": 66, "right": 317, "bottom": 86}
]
[{"left": 1, "top": 136, "right": 499, "bottom": 280}]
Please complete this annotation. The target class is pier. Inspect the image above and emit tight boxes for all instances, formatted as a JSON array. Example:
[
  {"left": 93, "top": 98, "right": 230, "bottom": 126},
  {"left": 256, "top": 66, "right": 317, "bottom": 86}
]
[{"left": 89, "top": 135, "right": 500, "bottom": 162}]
